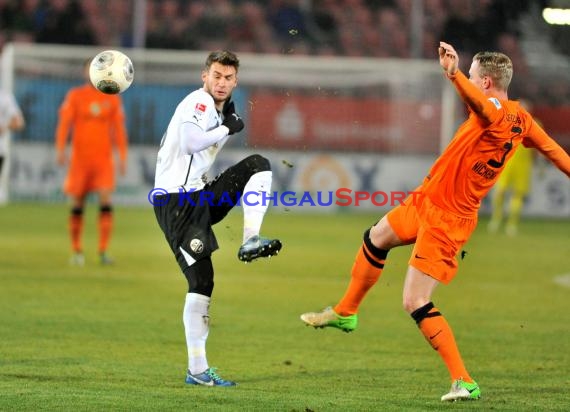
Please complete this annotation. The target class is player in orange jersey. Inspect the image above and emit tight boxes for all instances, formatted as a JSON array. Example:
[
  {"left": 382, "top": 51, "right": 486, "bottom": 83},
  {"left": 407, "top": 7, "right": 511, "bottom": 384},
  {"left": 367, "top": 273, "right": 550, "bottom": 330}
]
[
  {"left": 55, "top": 60, "right": 128, "bottom": 265},
  {"left": 300, "top": 41, "right": 570, "bottom": 401}
]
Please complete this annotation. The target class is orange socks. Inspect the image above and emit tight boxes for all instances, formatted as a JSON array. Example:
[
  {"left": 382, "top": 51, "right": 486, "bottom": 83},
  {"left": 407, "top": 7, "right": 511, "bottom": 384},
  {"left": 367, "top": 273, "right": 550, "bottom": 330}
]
[
  {"left": 69, "top": 207, "right": 84, "bottom": 252},
  {"left": 98, "top": 205, "right": 113, "bottom": 254},
  {"left": 334, "top": 229, "right": 388, "bottom": 316},
  {"left": 411, "top": 302, "right": 473, "bottom": 383}
]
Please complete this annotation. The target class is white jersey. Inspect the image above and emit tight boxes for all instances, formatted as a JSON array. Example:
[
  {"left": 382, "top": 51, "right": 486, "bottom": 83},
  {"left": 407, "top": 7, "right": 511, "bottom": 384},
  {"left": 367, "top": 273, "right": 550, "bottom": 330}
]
[
  {"left": 154, "top": 88, "right": 230, "bottom": 193},
  {"left": 0, "top": 90, "right": 23, "bottom": 154}
]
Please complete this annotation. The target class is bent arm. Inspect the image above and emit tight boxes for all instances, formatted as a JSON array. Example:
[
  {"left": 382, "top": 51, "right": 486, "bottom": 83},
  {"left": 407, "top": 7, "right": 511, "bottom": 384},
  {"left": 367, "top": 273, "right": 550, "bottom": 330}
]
[{"left": 179, "top": 122, "right": 229, "bottom": 154}]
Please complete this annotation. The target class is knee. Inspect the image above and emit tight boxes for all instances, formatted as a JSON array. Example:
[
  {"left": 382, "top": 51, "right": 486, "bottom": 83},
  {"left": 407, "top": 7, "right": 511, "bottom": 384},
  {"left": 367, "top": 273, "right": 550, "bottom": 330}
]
[
  {"left": 402, "top": 293, "right": 430, "bottom": 314},
  {"left": 100, "top": 205, "right": 112, "bottom": 214},
  {"left": 71, "top": 206, "right": 83, "bottom": 216},
  {"left": 402, "top": 296, "right": 417, "bottom": 314},
  {"left": 409, "top": 301, "right": 438, "bottom": 324},
  {"left": 362, "top": 227, "right": 389, "bottom": 262},
  {"left": 191, "top": 277, "right": 214, "bottom": 296},
  {"left": 244, "top": 154, "right": 270, "bottom": 173},
  {"left": 184, "top": 258, "right": 214, "bottom": 296},
  {"left": 368, "top": 217, "right": 400, "bottom": 250}
]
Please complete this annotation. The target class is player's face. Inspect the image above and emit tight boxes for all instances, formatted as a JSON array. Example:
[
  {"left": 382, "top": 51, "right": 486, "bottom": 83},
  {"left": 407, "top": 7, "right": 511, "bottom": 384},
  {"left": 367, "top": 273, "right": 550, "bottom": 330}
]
[
  {"left": 468, "top": 60, "right": 489, "bottom": 92},
  {"left": 202, "top": 62, "right": 238, "bottom": 104}
]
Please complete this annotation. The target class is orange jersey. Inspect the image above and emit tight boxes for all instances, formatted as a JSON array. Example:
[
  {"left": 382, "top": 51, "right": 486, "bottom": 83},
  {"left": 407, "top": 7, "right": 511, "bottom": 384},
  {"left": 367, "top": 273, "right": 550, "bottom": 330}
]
[
  {"left": 55, "top": 84, "right": 128, "bottom": 165},
  {"left": 423, "top": 71, "right": 570, "bottom": 216}
]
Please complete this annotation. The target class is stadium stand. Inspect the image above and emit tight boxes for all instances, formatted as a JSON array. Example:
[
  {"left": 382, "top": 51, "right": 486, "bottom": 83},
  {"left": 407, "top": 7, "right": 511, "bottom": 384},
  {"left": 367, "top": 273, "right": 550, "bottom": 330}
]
[{"left": 0, "top": 0, "right": 567, "bottom": 106}]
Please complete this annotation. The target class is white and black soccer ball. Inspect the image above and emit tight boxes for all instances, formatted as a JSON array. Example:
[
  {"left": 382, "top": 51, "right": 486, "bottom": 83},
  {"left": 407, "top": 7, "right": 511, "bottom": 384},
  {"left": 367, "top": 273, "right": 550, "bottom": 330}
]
[{"left": 89, "top": 50, "right": 134, "bottom": 95}]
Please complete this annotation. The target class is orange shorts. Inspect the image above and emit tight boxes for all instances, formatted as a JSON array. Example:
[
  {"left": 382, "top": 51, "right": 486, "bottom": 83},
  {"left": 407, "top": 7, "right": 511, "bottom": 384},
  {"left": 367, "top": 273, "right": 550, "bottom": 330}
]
[
  {"left": 64, "top": 159, "right": 115, "bottom": 197},
  {"left": 387, "top": 194, "right": 477, "bottom": 284}
]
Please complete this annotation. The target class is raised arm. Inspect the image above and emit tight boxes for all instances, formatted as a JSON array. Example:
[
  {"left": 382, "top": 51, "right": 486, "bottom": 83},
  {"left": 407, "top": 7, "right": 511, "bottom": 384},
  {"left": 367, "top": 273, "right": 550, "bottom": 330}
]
[{"left": 439, "top": 41, "right": 500, "bottom": 125}]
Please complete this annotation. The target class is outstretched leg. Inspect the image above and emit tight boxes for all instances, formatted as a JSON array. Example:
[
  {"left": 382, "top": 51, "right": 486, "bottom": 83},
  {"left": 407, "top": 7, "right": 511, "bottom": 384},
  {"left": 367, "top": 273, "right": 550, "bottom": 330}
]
[
  {"left": 301, "top": 216, "right": 403, "bottom": 331},
  {"left": 237, "top": 166, "right": 282, "bottom": 262},
  {"left": 206, "top": 154, "right": 282, "bottom": 262}
]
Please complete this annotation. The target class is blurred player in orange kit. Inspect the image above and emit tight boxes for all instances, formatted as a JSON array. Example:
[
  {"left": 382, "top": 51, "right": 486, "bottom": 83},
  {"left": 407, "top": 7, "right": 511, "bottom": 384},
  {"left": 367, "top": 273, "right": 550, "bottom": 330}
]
[
  {"left": 301, "top": 41, "right": 570, "bottom": 401},
  {"left": 55, "top": 59, "right": 128, "bottom": 265}
]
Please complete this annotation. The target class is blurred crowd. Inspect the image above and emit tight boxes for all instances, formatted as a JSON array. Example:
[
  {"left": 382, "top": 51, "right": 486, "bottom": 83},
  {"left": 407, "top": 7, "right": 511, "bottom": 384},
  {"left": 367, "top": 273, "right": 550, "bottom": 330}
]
[
  {"left": 0, "top": 0, "right": 531, "bottom": 56},
  {"left": 0, "top": 0, "right": 568, "bottom": 104}
]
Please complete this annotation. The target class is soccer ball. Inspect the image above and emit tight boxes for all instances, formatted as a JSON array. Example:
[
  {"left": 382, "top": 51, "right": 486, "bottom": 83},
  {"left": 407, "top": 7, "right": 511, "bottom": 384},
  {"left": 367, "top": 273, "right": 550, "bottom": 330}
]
[{"left": 89, "top": 50, "right": 134, "bottom": 94}]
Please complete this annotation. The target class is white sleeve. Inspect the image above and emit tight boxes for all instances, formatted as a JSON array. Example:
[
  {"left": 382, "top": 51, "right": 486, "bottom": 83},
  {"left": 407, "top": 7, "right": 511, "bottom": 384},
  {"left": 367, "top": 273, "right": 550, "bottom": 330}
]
[
  {"left": 179, "top": 122, "right": 230, "bottom": 154},
  {"left": 6, "top": 93, "right": 22, "bottom": 118}
]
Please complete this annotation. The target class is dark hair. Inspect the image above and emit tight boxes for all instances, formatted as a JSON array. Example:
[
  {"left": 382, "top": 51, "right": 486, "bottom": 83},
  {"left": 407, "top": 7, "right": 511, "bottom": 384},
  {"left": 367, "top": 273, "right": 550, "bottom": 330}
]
[
  {"left": 473, "top": 51, "right": 513, "bottom": 91},
  {"left": 204, "top": 51, "right": 240, "bottom": 72}
]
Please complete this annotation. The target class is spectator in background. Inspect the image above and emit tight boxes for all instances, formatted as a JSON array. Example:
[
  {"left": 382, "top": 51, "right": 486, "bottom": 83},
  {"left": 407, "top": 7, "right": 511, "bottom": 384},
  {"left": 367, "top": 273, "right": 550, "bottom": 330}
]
[
  {"left": 146, "top": 0, "right": 194, "bottom": 50},
  {"left": 267, "top": 0, "right": 310, "bottom": 52},
  {"left": 228, "top": 1, "right": 277, "bottom": 54},
  {"left": 376, "top": 6, "right": 409, "bottom": 58},
  {"left": 307, "top": 0, "right": 340, "bottom": 53},
  {"left": 55, "top": 59, "right": 128, "bottom": 266},
  {"left": 192, "top": 0, "right": 235, "bottom": 51},
  {"left": 0, "top": 88, "right": 25, "bottom": 203},
  {"left": 0, "top": 0, "right": 18, "bottom": 31},
  {"left": 543, "top": 75, "right": 570, "bottom": 106},
  {"left": 422, "top": 0, "right": 447, "bottom": 57},
  {"left": 11, "top": 0, "right": 45, "bottom": 39},
  {"left": 441, "top": 0, "right": 492, "bottom": 57},
  {"left": 335, "top": 0, "right": 378, "bottom": 57},
  {"left": 37, "top": 0, "right": 95, "bottom": 45}
]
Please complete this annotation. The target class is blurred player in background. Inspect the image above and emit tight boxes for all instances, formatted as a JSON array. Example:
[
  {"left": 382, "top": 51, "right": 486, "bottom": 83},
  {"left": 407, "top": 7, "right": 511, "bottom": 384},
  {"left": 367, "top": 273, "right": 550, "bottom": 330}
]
[
  {"left": 55, "top": 59, "right": 128, "bottom": 266},
  {"left": 153, "top": 50, "right": 282, "bottom": 387},
  {"left": 0, "top": 89, "right": 25, "bottom": 203},
  {"left": 488, "top": 99, "right": 540, "bottom": 236},
  {"left": 301, "top": 41, "right": 570, "bottom": 401}
]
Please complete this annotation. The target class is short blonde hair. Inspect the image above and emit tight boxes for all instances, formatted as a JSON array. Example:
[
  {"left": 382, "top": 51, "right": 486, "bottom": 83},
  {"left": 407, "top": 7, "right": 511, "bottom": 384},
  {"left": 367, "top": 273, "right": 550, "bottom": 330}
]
[{"left": 473, "top": 51, "right": 513, "bottom": 91}]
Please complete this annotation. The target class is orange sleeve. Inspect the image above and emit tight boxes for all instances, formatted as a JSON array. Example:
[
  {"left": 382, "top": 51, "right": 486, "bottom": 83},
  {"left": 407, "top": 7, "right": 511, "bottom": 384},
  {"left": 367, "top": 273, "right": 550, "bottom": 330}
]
[
  {"left": 448, "top": 71, "right": 500, "bottom": 125},
  {"left": 112, "top": 98, "right": 128, "bottom": 162},
  {"left": 523, "top": 119, "right": 570, "bottom": 178},
  {"left": 55, "top": 91, "right": 75, "bottom": 151}
]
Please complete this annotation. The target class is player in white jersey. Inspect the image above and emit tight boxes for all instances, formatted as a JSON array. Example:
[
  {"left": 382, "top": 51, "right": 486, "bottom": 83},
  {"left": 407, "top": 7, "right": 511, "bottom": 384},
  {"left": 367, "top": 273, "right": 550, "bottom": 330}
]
[
  {"left": 0, "top": 90, "right": 25, "bottom": 203},
  {"left": 153, "top": 50, "right": 282, "bottom": 387}
]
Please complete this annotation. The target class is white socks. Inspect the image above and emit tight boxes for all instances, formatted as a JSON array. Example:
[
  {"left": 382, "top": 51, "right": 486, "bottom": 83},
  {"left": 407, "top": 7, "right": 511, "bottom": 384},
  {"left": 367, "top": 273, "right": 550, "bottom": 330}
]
[
  {"left": 242, "top": 171, "right": 272, "bottom": 243},
  {"left": 183, "top": 293, "right": 210, "bottom": 374}
]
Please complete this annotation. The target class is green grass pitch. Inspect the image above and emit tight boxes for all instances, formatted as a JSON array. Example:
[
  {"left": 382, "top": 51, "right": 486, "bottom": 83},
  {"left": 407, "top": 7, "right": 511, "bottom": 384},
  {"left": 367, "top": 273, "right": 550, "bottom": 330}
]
[{"left": 0, "top": 203, "right": 569, "bottom": 411}]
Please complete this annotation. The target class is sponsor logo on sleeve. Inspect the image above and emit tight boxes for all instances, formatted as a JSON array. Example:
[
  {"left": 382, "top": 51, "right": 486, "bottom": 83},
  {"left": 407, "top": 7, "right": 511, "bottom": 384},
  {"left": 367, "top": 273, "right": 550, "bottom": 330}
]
[{"left": 488, "top": 97, "right": 502, "bottom": 110}]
